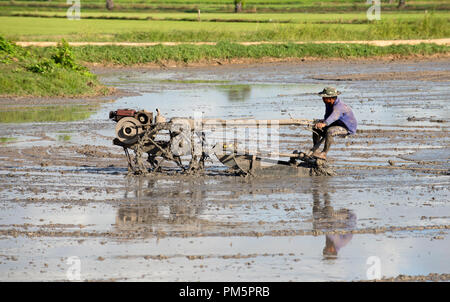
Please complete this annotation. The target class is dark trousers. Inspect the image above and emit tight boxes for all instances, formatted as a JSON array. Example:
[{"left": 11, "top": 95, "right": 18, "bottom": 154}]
[{"left": 312, "top": 120, "right": 349, "bottom": 153}]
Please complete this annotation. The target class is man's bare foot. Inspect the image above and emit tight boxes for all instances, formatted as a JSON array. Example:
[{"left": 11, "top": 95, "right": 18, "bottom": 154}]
[
  {"left": 312, "top": 151, "right": 327, "bottom": 160},
  {"left": 306, "top": 149, "right": 316, "bottom": 157}
]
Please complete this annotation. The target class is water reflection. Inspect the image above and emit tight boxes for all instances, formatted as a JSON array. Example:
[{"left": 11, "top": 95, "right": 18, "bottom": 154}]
[
  {"left": 311, "top": 178, "right": 356, "bottom": 259},
  {"left": 116, "top": 178, "right": 208, "bottom": 231},
  {"left": 218, "top": 85, "right": 252, "bottom": 102},
  {"left": 114, "top": 176, "right": 357, "bottom": 252},
  {"left": 0, "top": 104, "right": 100, "bottom": 124}
]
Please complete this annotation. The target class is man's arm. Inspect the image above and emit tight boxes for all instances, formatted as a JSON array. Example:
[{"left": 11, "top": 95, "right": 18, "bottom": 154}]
[
  {"left": 315, "top": 105, "right": 343, "bottom": 129},
  {"left": 314, "top": 121, "right": 327, "bottom": 129},
  {"left": 323, "top": 105, "right": 343, "bottom": 126}
]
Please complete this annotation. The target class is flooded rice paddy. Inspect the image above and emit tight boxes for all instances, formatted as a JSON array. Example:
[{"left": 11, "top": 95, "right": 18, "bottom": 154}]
[{"left": 0, "top": 59, "right": 448, "bottom": 281}]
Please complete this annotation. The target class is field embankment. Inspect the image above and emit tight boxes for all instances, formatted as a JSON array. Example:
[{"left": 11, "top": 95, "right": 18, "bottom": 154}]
[
  {"left": 63, "top": 42, "right": 450, "bottom": 66},
  {"left": 0, "top": 36, "right": 111, "bottom": 97}
]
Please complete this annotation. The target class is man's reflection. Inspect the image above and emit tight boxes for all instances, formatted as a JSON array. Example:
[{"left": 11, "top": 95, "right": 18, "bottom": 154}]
[{"left": 311, "top": 177, "right": 356, "bottom": 259}]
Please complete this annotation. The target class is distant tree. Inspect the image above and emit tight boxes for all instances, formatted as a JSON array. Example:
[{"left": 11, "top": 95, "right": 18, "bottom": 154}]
[
  {"left": 397, "top": 0, "right": 406, "bottom": 8},
  {"left": 234, "top": 0, "right": 245, "bottom": 13},
  {"left": 106, "top": 0, "right": 114, "bottom": 11}
]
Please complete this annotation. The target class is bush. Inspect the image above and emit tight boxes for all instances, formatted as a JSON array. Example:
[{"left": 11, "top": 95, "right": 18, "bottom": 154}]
[
  {"left": 51, "top": 39, "right": 88, "bottom": 72},
  {"left": 23, "top": 39, "right": 94, "bottom": 76},
  {"left": 0, "top": 35, "right": 108, "bottom": 97},
  {"left": 0, "top": 35, "right": 26, "bottom": 64},
  {"left": 0, "top": 36, "right": 20, "bottom": 55},
  {"left": 26, "top": 58, "right": 56, "bottom": 73}
]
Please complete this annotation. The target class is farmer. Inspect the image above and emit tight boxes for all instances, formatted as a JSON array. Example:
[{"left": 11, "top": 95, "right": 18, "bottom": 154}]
[{"left": 309, "top": 87, "right": 357, "bottom": 160}]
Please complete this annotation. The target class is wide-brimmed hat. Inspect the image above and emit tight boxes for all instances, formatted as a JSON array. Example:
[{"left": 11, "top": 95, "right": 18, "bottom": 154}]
[{"left": 318, "top": 87, "right": 341, "bottom": 97}]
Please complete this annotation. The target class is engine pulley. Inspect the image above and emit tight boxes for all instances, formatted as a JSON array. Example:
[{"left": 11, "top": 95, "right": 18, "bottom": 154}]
[{"left": 115, "top": 117, "right": 143, "bottom": 145}]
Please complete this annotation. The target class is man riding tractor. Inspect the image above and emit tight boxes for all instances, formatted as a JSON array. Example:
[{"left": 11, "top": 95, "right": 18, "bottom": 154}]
[{"left": 308, "top": 87, "right": 357, "bottom": 160}]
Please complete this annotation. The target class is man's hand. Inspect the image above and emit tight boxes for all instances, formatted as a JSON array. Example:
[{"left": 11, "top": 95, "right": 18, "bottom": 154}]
[{"left": 314, "top": 122, "right": 327, "bottom": 129}]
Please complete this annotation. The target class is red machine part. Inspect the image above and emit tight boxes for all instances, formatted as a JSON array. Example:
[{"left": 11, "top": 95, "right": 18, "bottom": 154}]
[{"left": 109, "top": 109, "right": 136, "bottom": 122}]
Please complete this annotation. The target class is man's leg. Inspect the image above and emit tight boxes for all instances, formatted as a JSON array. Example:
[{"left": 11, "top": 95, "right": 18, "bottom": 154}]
[
  {"left": 322, "top": 126, "right": 348, "bottom": 154},
  {"left": 322, "top": 131, "right": 335, "bottom": 154},
  {"left": 310, "top": 128, "right": 325, "bottom": 154},
  {"left": 313, "top": 129, "right": 322, "bottom": 146}
]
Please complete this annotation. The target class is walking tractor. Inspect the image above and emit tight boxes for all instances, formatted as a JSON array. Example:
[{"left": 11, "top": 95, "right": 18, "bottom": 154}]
[{"left": 109, "top": 108, "right": 335, "bottom": 177}]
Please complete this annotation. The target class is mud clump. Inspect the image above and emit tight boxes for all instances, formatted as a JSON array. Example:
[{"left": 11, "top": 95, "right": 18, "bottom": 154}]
[
  {"left": 311, "top": 165, "right": 336, "bottom": 176},
  {"left": 310, "top": 160, "right": 336, "bottom": 176},
  {"left": 366, "top": 273, "right": 450, "bottom": 282},
  {"left": 407, "top": 116, "right": 447, "bottom": 123},
  {"left": 311, "top": 70, "right": 450, "bottom": 82},
  {"left": 75, "top": 145, "right": 115, "bottom": 158}
]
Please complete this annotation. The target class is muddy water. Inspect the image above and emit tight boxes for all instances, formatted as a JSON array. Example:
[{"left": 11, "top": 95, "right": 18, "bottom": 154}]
[{"left": 0, "top": 59, "right": 449, "bottom": 281}]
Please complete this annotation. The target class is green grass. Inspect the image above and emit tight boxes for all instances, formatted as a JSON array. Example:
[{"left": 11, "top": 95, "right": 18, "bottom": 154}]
[
  {"left": 0, "top": 137, "right": 17, "bottom": 143},
  {"left": 1, "top": 13, "right": 448, "bottom": 42},
  {"left": 67, "top": 42, "right": 450, "bottom": 65},
  {"left": 4, "top": 11, "right": 449, "bottom": 23},
  {"left": 0, "top": 68, "right": 110, "bottom": 96},
  {"left": 0, "top": 0, "right": 365, "bottom": 3},
  {"left": 0, "top": 105, "right": 99, "bottom": 123},
  {"left": 57, "top": 134, "right": 72, "bottom": 141},
  {"left": 0, "top": 0, "right": 448, "bottom": 13},
  {"left": 0, "top": 36, "right": 111, "bottom": 97}
]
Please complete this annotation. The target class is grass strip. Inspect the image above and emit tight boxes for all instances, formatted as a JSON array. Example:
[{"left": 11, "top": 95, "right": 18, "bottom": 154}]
[
  {"left": 0, "top": 1, "right": 449, "bottom": 13},
  {"left": 65, "top": 42, "right": 449, "bottom": 65},
  {"left": 1, "top": 14, "right": 448, "bottom": 42}
]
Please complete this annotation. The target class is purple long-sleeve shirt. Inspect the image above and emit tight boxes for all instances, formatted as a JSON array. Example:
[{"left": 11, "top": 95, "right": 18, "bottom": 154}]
[{"left": 324, "top": 97, "right": 357, "bottom": 134}]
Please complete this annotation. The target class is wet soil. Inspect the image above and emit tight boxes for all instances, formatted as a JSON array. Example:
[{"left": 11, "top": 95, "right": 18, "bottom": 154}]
[
  {"left": 311, "top": 70, "right": 450, "bottom": 82},
  {"left": 85, "top": 54, "right": 450, "bottom": 70},
  {"left": 0, "top": 59, "right": 448, "bottom": 281}
]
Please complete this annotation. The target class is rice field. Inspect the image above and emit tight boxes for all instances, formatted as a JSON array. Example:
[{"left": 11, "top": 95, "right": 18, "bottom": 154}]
[{"left": 0, "top": 11, "right": 448, "bottom": 42}]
